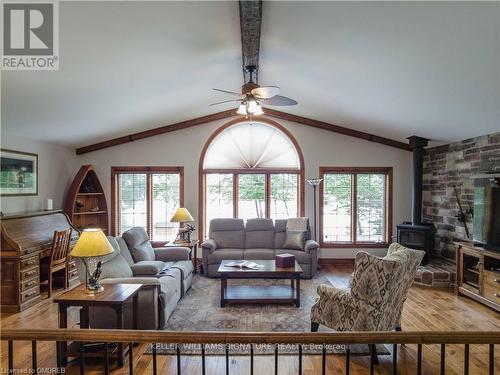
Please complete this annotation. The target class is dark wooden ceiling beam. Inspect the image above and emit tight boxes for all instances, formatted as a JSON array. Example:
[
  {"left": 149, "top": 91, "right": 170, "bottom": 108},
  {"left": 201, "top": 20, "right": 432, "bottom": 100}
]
[
  {"left": 75, "top": 109, "right": 411, "bottom": 155},
  {"left": 239, "top": 0, "right": 262, "bottom": 82},
  {"left": 263, "top": 109, "right": 411, "bottom": 151},
  {"left": 75, "top": 109, "right": 238, "bottom": 155}
]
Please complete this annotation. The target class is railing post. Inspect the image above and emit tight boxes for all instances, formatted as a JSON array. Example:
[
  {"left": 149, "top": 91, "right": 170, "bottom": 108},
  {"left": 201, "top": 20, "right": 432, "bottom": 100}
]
[
  {"left": 298, "top": 344, "right": 303, "bottom": 375},
  {"left": 79, "top": 342, "right": 85, "bottom": 375},
  {"left": 489, "top": 344, "right": 494, "bottom": 375},
  {"left": 416, "top": 344, "right": 422, "bottom": 375},
  {"left": 393, "top": 344, "right": 398, "bottom": 375},
  {"left": 177, "top": 344, "right": 182, "bottom": 375},
  {"left": 129, "top": 343, "right": 133, "bottom": 375},
  {"left": 321, "top": 344, "right": 326, "bottom": 375},
  {"left": 104, "top": 342, "right": 109, "bottom": 375},
  {"left": 275, "top": 344, "right": 278, "bottom": 375},
  {"left": 226, "top": 345, "right": 229, "bottom": 375},
  {"left": 345, "top": 346, "right": 350, "bottom": 375},
  {"left": 464, "top": 344, "right": 469, "bottom": 375},
  {"left": 8, "top": 340, "right": 13, "bottom": 372},
  {"left": 202, "top": 344, "right": 206, "bottom": 375},
  {"left": 152, "top": 343, "right": 157, "bottom": 375},
  {"left": 250, "top": 344, "right": 253, "bottom": 375},
  {"left": 440, "top": 344, "right": 446, "bottom": 375},
  {"left": 32, "top": 340, "right": 37, "bottom": 372}
]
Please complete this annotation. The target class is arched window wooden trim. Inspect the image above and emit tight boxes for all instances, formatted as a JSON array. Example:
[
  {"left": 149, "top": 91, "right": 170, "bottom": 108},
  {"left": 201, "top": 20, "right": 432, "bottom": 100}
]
[{"left": 198, "top": 117, "right": 305, "bottom": 240}]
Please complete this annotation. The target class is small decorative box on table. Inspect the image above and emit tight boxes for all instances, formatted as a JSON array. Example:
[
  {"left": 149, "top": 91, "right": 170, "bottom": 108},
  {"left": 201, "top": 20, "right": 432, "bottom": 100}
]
[{"left": 276, "top": 253, "right": 296, "bottom": 268}]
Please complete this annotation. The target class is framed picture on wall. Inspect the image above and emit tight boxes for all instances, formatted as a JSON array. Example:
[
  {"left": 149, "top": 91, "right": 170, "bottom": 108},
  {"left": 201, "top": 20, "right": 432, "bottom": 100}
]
[{"left": 0, "top": 149, "right": 38, "bottom": 196}]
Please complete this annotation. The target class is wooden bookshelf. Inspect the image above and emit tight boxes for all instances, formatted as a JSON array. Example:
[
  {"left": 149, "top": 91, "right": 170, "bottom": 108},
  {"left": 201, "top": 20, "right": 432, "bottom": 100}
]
[{"left": 64, "top": 165, "right": 109, "bottom": 233}]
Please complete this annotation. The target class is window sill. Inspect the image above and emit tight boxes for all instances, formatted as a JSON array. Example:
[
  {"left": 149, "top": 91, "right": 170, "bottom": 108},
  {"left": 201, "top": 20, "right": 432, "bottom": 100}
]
[{"left": 320, "top": 242, "right": 390, "bottom": 249}]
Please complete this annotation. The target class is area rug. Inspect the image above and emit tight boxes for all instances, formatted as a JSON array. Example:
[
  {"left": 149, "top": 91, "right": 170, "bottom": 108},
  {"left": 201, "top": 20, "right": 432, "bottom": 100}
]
[{"left": 148, "top": 273, "right": 389, "bottom": 356}]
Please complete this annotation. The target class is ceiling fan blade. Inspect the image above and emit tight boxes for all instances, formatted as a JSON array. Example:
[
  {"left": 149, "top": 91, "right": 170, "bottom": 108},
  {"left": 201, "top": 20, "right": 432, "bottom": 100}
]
[
  {"left": 251, "top": 86, "right": 280, "bottom": 99},
  {"left": 261, "top": 95, "right": 298, "bottom": 106},
  {"left": 213, "top": 88, "right": 242, "bottom": 96},
  {"left": 209, "top": 99, "right": 242, "bottom": 106}
]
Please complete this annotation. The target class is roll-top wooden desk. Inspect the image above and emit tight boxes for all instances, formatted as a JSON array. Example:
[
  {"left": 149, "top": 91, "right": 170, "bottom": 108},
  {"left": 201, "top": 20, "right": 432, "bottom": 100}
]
[{"left": 1, "top": 210, "right": 80, "bottom": 313}]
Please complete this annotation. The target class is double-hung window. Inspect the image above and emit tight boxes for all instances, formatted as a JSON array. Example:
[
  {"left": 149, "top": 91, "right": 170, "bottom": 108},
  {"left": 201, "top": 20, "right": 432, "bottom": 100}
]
[
  {"left": 320, "top": 167, "right": 392, "bottom": 247},
  {"left": 111, "top": 167, "right": 183, "bottom": 241}
]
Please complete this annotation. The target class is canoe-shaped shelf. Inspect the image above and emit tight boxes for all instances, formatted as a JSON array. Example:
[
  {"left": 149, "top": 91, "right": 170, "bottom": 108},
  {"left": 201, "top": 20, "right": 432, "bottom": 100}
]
[{"left": 64, "top": 165, "right": 109, "bottom": 233}]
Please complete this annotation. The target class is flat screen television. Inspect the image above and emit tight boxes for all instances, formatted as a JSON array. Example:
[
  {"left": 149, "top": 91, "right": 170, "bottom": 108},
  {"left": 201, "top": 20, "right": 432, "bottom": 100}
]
[{"left": 473, "top": 176, "right": 500, "bottom": 250}]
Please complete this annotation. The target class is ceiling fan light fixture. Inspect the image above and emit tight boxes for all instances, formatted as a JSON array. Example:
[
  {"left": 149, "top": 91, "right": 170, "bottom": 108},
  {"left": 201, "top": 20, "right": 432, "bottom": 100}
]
[
  {"left": 253, "top": 104, "right": 264, "bottom": 115},
  {"left": 237, "top": 103, "right": 247, "bottom": 115},
  {"left": 247, "top": 100, "right": 258, "bottom": 113}
]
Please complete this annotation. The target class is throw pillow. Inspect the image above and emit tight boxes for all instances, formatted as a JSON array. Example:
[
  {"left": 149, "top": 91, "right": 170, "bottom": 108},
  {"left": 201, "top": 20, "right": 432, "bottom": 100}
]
[{"left": 283, "top": 230, "right": 305, "bottom": 250}]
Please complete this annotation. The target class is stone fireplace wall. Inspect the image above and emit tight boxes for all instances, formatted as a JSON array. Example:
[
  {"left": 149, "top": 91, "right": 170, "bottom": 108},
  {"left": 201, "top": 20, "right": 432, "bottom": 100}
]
[{"left": 422, "top": 132, "right": 500, "bottom": 259}]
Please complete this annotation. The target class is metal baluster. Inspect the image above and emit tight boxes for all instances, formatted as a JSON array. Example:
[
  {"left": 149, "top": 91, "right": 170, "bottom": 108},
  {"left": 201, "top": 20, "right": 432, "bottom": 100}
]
[
  {"left": 32, "top": 340, "right": 37, "bottom": 372},
  {"left": 202, "top": 344, "right": 206, "bottom": 375},
  {"left": 79, "top": 342, "right": 84, "bottom": 375},
  {"left": 152, "top": 343, "right": 157, "bottom": 375},
  {"left": 393, "top": 344, "right": 398, "bottom": 375},
  {"left": 321, "top": 344, "right": 326, "bottom": 375},
  {"left": 177, "top": 345, "right": 182, "bottom": 375},
  {"left": 129, "top": 343, "right": 133, "bottom": 375},
  {"left": 104, "top": 342, "right": 109, "bottom": 375},
  {"left": 275, "top": 345, "right": 278, "bottom": 375},
  {"left": 345, "top": 346, "right": 350, "bottom": 375},
  {"left": 416, "top": 344, "right": 422, "bottom": 375},
  {"left": 440, "top": 344, "right": 446, "bottom": 375},
  {"left": 8, "top": 340, "right": 13, "bottom": 372},
  {"left": 298, "top": 344, "right": 303, "bottom": 375},
  {"left": 489, "top": 344, "right": 494, "bottom": 375},
  {"left": 250, "top": 344, "right": 253, "bottom": 375},
  {"left": 464, "top": 344, "right": 469, "bottom": 375},
  {"left": 226, "top": 345, "right": 230, "bottom": 375}
]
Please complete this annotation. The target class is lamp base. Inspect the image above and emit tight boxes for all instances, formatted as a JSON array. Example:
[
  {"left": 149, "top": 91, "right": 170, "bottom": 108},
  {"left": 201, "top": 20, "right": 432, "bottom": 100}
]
[{"left": 84, "top": 284, "right": 104, "bottom": 294}]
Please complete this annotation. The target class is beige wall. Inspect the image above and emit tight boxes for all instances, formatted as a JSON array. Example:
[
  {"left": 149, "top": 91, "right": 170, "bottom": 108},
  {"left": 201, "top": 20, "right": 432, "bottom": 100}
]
[
  {"left": 0, "top": 133, "right": 78, "bottom": 214},
  {"left": 79, "top": 116, "right": 413, "bottom": 259}
]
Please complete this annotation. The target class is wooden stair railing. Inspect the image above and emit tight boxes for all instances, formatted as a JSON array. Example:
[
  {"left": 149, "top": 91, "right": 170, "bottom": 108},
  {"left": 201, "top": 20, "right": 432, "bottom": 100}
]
[{"left": 1, "top": 329, "right": 498, "bottom": 375}]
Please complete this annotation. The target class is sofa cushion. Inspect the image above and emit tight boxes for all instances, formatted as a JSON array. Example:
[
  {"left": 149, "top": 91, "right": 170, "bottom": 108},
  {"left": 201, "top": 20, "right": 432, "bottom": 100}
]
[
  {"left": 245, "top": 218, "right": 275, "bottom": 248},
  {"left": 158, "top": 275, "right": 179, "bottom": 304},
  {"left": 122, "top": 227, "right": 149, "bottom": 248},
  {"left": 282, "top": 230, "right": 305, "bottom": 250},
  {"left": 275, "top": 249, "right": 311, "bottom": 264},
  {"left": 244, "top": 248, "right": 275, "bottom": 260},
  {"left": 209, "top": 219, "right": 245, "bottom": 249},
  {"left": 274, "top": 219, "right": 287, "bottom": 249},
  {"left": 171, "top": 260, "right": 194, "bottom": 280},
  {"left": 207, "top": 249, "right": 244, "bottom": 264},
  {"left": 100, "top": 253, "right": 134, "bottom": 279},
  {"left": 130, "top": 261, "right": 166, "bottom": 276},
  {"left": 133, "top": 242, "right": 155, "bottom": 262},
  {"left": 115, "top": 237, "right": 135, "bottom": 265}
]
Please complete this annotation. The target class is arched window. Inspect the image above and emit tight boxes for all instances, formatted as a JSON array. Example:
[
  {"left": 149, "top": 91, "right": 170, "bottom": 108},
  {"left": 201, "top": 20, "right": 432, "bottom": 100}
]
[{"left": 199, "top": 119, "right": 304, "bottom": 238}]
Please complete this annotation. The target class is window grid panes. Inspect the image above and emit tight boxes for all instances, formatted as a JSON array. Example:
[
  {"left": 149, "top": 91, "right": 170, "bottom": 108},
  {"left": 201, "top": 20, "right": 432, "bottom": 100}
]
[
  {"left": 152, "top": 173, "right": 181, "bottom": 241},
  {"left": 238, "top": 174, "right": 266, "bottom": 221},
  {"left": 322, "top": 170, "right": 389, "bottom": 245},
  {"left": 116, "top": 170, "right": 182, "bottom": 241},
  {"left": 205, "top": 174, "right": 234, "bottom": 237},
  {"left": 356, "top": 174, "right": 385, "bottom": 242},
  {"left": 119, "top": 173, "right": 147, "bottom": 234},
  {"left": 322, "top": 174, "right": 352, "bottom": 242},
  {"left": 204, "top": 172, "right": 300, "bottom": 237},
  {"left": 270, "top": 174, "right": 298, "bottom": 220}
]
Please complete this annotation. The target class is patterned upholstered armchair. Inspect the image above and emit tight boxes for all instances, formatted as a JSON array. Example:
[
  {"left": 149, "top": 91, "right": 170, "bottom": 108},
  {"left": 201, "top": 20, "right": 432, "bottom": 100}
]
[{"left": 310, "top": 243, "right": 424, "bottom": 362}]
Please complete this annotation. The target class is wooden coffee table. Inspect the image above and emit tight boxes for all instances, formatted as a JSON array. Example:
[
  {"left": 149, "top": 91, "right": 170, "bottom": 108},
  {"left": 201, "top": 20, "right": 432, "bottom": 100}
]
[{"left": 217, "top": 260, "right": 303, "bottom": 307}]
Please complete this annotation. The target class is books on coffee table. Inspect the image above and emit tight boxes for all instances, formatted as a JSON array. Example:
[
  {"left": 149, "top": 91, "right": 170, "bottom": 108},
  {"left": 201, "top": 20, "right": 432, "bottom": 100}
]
[{"left": 223, "top": 261, "right": 264, "bottom": 270}]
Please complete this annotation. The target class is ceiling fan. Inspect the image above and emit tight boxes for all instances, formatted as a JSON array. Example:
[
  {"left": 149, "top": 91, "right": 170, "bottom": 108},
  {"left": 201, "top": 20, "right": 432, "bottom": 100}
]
[{"left": 210, "top": 65, "right": 297, "bottom": 117}]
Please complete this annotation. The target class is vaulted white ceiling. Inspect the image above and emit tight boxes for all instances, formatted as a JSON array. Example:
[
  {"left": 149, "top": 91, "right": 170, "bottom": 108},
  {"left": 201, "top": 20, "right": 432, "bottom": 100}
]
[{"left": 2, "top": 1, "right": 499, "bottom": 148}]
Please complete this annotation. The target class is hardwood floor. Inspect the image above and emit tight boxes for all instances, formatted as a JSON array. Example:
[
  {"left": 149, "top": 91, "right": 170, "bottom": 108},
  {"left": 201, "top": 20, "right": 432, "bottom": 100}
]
[{"left": 1, "top": 263, "right": 499, "bottom": 374}]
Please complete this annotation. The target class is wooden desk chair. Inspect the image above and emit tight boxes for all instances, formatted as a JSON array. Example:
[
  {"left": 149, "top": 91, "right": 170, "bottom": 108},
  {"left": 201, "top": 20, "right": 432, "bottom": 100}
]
[{"left": 41, "top": 228, "right": 72, "bottom": 298}]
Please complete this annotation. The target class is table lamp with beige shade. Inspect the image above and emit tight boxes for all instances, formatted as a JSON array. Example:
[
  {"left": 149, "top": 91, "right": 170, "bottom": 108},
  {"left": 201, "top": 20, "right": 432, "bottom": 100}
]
[
  {"left": 70, "top": 228, "right": 114, "bottom": 294},
  {"left": 170, "top": 207, "right": 195, "bottom": 244}
]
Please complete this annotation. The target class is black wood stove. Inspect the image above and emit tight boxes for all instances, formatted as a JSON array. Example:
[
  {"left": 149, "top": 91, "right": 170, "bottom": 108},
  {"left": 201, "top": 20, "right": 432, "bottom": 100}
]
[{"left": 396, "top": 136, "right": 435, "bottom": 264}]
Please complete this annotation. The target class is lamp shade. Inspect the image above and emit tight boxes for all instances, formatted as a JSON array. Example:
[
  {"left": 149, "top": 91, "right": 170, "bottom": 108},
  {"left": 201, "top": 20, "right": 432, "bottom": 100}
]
[
  {"left": 70, "top": 228, "right": 114, "bottom": 258},
  {"left": 170, "top": 207, "right": 194, "bottom": 223}
]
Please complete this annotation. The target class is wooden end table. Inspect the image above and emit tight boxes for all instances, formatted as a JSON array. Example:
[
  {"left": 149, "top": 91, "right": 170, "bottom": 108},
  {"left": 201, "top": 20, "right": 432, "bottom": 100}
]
[
  {"left": 166, "top": 240, "right": 199, "bottom": 273},
  {"left": 217, "top": 260, "right": 303, "bottom": 307},
  {"left": 53, "top": 283, "right": 142, "bottom": 370}
]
